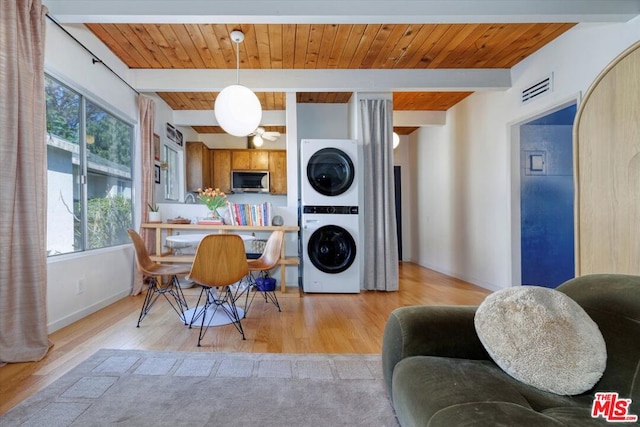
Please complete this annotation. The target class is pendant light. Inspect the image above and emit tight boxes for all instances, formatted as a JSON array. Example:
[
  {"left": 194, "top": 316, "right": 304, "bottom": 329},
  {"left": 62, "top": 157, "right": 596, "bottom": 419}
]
[
  {"left": 392, "top": 132, "right": 400, "bottom": 149},
  {"left": 214, "top": 30, "right": 262, "bottom": 137}
]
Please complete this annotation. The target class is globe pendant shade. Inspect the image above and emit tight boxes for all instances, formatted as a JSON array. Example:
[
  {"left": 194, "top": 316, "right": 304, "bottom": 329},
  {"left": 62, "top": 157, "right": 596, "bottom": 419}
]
[
  {"left": 214, "top": 84, "right": 262, "bottom": 137},
  {"left": 392, "top": 131, "right": 400, "bottom": 149}
]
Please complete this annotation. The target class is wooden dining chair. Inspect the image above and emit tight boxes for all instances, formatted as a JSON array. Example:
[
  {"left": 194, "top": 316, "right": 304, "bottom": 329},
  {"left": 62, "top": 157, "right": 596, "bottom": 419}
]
[
  {"left": 127, "top": 229, "right": 190, "bottom": 327},
  {"left": 242, "top": 230, "right": 284, "bottom": 314},
  {"left": 187, "top": 234, "right": 249, "bottom": 347}
]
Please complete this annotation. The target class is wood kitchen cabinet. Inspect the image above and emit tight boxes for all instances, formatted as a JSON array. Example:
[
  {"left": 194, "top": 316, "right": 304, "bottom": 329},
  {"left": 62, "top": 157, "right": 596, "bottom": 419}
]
[
  {"left": 210, "top": 149, "right": 231, "bottom": 193},
  {"left": 268, "top": 150, "right": 287, "bottom": 194},
  {"left": 185, "top": 141, "right": 211, "bottom": 191},
  {"left": 208, "top": 149, "right": 287, "bottom": 194},
  {"left": 231, "top": 150, "right": 269, "bottom": 170}
]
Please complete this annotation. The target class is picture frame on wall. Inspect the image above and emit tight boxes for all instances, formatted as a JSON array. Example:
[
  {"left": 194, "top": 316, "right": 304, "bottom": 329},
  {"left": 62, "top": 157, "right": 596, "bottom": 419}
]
[
  {"left": 166, "top": 122, "right": 183, "bottom": 146},
  {"left": 166, "top": 122, "right": 176, "bottom": 143},
  {"left": 153, "top": 133, "right": 160, "bottom": 161},
  {"left": 154, "top": 164, "right": 161, "bottom": 184}
]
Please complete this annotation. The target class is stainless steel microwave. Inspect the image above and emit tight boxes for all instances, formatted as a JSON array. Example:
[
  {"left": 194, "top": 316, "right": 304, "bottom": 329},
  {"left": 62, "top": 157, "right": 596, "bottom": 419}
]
[{"left": 231, "top": 170, "right": 270, "bottom": 193}]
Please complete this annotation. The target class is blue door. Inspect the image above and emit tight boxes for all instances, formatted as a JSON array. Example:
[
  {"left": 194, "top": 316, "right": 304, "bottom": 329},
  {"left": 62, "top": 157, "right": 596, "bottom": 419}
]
[{"left": 520, "top": 104, "right": 576, "bottom": 288}]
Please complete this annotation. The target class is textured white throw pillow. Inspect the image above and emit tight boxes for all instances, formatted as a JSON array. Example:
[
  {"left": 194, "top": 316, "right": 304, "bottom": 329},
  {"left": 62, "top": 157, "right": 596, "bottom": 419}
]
[{"left": 474, "top": 286, "right": 606, "bottom": 395}]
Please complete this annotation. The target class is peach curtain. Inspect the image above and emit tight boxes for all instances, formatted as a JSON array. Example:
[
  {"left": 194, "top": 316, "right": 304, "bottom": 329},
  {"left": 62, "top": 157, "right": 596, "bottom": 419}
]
[
  {"left": 0, "top": 0, "right": 52, "bottom": 363},
  {"left": 132, "top": 95, "right": 156, "bottom": 295},
  {"left": 360, "top": 99, "right": 399, "bottom": 291}
]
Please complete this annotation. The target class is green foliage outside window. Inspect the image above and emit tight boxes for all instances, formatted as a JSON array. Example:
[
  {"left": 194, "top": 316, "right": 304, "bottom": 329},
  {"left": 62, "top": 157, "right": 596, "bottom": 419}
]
[
  {"left": 86, "top": 102, "right": 132, "bottom": 167},
  {"left": 77, "top": 194, "right": 132, "bottom": 250},
  {"left": 45, "top": 75, "right": 80, "bottom": 143}
]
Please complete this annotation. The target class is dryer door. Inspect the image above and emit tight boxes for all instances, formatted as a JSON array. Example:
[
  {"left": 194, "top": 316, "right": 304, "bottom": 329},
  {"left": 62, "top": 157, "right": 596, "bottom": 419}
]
[
  {"left": 307, "top": 225, "right": 357, "bottom": 274},
  {"left": 306, "top": 148, "right": 355, "bottom": 196}
]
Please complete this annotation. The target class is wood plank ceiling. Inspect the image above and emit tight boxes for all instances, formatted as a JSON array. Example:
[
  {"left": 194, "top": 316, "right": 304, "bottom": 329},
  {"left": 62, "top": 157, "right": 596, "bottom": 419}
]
[{"left": 87, "top": 22, "right": 575, "bottom": 134}]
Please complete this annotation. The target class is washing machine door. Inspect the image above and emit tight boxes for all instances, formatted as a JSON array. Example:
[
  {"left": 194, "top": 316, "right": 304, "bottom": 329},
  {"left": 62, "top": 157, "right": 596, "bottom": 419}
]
[
  {"left": 306, "top": 148, "right": 355, "bottom": 196},
  {"left": 307, "top": 225, "right": 357, "bottom": 274}
]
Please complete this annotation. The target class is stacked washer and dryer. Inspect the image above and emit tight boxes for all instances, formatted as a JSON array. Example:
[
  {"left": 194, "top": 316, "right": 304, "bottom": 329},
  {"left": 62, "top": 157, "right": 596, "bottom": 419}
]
[{"left": 300, "top": 139, "right": 362, "bottom": 293}]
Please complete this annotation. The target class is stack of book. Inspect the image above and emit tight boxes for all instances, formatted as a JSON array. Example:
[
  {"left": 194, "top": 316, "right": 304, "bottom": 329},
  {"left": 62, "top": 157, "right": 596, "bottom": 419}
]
[{"left": 228, "top": 202, "right": 271, "bottom": 226}]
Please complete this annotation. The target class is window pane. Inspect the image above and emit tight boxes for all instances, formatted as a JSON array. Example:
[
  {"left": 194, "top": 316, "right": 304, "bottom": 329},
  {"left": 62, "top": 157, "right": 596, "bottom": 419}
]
[
  {"left": 46, "top": 75, "right": 80, "bottom": 144},
  {"left": 46, "top": 77, "right": 82, "bottom": 255},
  {"left": 164, "top": 145, "right": 180, "bottom": 201},
  {"left": 85, "top": 101, "right": 133, "bottom": 249}
]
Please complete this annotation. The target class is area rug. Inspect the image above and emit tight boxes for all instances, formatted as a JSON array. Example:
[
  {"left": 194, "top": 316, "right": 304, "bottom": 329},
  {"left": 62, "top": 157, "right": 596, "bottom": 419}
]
[{"left": 1, "top": 349, "right": 399, "bottom": 427}]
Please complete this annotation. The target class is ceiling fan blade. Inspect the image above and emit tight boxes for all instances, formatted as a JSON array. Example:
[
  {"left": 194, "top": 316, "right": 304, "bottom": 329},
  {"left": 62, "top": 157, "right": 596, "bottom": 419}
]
[{"left": 264, "top": 131, "right": 280, "bottom": 141}]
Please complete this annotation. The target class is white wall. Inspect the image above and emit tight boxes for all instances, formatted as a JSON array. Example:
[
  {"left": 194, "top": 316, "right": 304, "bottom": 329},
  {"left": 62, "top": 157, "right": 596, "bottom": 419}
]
[
  {"left": 392, "top": 134, "right": 413, "bottom": 262},
  {"left": 297, "top": 104, "right": 350, "bottom": 140},
  {"left": 45, "top": 20, "right": 139, "bottom": 332},
  {"left": 411, "top": 17, "right": 640, "bottom": 291}
]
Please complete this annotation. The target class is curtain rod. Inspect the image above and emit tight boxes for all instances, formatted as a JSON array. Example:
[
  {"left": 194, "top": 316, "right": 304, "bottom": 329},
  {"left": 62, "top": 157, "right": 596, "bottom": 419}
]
[{"left": 45, "top": 14, "right": 140, "bottom": 96}]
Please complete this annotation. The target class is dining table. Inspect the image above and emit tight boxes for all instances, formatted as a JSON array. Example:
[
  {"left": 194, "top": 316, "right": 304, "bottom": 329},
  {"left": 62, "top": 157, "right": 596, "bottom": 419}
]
[
  {"left": 165, "top": 233, "right": 255, "bottom": 246},
  {"left": 141, "top": 222, "right": 300, "bottom": 293}
]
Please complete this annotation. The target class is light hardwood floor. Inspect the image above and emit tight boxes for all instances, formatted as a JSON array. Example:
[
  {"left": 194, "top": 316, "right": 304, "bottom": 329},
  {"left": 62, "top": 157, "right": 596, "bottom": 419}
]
[{"left": 0, "top": 262, "right": 490, "bottom": 415}]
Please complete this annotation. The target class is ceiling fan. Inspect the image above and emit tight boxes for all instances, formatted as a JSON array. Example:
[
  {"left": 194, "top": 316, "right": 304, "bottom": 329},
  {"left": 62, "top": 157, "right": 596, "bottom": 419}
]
[
  {"left": 248, "top": 126, "right": 281, "bottom": 148},
  {"left": 250, "top": 126, "right": 281, "bottom": 141}
]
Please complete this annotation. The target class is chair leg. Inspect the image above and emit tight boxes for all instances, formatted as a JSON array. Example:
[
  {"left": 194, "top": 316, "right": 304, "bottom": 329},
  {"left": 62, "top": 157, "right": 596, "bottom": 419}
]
[
  {"left": 195, "top": 286, "right": 246, "bottom": 347},
  {"left": 136, "top": 278, "right": 161, "bottom": 327},
  {"left": 159, "top": 275, "right": 189, "bottom": 324},
  {"left": 137, "top": 275, "right": 189, "bottom": 327},
  {"left": 189, "top": 286, "right": 208, "bottom": 329},
  {"left": 165, "top": 274, "right": 189, "bottom": 324},
  {"left": 262, "top": 288, "right": 281, "bottom": 312},
  {"left": 240, "top": 272, "right": 260, "bottom": 317},
  {"left": 248, "top": 271, "right": 282, "bottom": 313},
  {"left": 220, "top": 287, "right": 246, "bottom": 340}
]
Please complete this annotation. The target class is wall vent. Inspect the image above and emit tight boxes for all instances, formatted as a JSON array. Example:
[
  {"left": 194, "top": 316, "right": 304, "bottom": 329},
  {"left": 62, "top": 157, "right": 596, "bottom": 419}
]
[{"left": 521, "top": 74, "right": 553, "bottom": 104}]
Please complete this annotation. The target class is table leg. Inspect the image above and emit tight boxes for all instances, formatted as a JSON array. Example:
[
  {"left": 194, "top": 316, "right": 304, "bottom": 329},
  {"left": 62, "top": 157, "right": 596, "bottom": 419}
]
[{"left": 280, "top": 237, "right": 286, "bottom": 293}]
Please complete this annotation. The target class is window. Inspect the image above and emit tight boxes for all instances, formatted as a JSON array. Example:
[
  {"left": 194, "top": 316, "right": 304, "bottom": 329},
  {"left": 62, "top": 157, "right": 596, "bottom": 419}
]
[
  {"left": 46, "top": 75, "right": 134, "bottom": 256},
  {"left": 164, "top": 145, "right": 180, "bottom": 201}
]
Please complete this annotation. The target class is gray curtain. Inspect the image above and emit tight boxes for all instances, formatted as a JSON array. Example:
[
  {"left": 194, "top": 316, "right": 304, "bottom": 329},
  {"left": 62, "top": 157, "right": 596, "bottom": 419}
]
[
  {"left": 360, "top": 99, "right": 399, "bottom": 291},
  {"left": 0, "top": 0, "right": 52, "bottom": 363},
  {"left": 132, "top": 94, "right": 156, "bottom": 295}
]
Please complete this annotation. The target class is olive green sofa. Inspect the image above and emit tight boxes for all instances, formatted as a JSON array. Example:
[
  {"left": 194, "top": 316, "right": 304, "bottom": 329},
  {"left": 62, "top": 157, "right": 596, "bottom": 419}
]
[{"left": 382, "top": 274, "right": 640, "bottom": 426}]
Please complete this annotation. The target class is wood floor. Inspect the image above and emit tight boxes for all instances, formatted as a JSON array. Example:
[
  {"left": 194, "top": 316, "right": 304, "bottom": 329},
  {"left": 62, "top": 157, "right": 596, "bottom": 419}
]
[{"left": 0, "top": 262, "right": 490, "bottom": 415}]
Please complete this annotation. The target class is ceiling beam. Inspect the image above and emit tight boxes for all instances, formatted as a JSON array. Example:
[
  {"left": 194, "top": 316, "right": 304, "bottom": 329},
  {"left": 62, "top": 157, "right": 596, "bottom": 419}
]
[
  {"left": 134, "top": 69, "right": 511, "bottom": 92},
  {"left": 174, "top": 110, "right": 287, "bottom": 127},
  {"left": 43, "top": 0, "right": 640, "bottom": 24},
  {"left": 393, "top": 111, "right": 446, "bottom": 127},
  {"left": 174, "top": 109, "right": 447, "bottom": 127}
]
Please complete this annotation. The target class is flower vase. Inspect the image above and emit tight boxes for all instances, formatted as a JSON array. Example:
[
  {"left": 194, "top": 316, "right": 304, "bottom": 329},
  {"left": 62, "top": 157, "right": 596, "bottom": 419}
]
[{"left": 205, "top": 210, "right": 219, "bottom": 220}]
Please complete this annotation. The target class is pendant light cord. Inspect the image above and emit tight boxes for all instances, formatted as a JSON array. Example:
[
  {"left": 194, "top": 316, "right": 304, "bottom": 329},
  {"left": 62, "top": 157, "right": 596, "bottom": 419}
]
[{"left": 235, "top": 40, "right": 240, "bottom": 85}]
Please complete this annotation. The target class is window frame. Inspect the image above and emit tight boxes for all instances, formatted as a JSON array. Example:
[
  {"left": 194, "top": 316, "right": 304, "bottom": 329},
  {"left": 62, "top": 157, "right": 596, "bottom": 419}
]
[{"left": 45, "top": 72, "right": 136, "bottom": 257}]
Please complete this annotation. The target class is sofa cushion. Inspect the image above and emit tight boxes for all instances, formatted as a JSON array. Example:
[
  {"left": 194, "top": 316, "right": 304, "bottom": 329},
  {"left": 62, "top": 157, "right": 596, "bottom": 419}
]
[
  {"left": 392, "top": 356, "right": 534, "bottom": 426},
  {"left": 474, "top": 286, "right": 606, "bottom": 395},
  {"left": 428, "top": 403, "right": 611, "bottom": 427}
]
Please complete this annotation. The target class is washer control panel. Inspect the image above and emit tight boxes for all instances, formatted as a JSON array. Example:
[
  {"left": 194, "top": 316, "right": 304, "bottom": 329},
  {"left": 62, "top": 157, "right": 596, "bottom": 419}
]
[{"left": 303, "top": 205, "right": 359, "bottom": 215}]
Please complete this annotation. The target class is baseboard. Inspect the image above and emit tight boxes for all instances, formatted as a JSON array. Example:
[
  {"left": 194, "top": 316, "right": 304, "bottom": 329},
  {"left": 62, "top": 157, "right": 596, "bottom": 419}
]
[
  {"left": 414, "top": 260, "right": 504, "bottom": 293},
  {"left": 47, "top": 290, "right": 130, "bottom": 333}
]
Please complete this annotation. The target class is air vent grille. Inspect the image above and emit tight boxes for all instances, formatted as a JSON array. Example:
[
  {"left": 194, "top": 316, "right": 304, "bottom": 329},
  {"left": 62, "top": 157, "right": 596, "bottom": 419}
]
[{"left": 521, "top": 74, "right": 552, "bottom": 104}]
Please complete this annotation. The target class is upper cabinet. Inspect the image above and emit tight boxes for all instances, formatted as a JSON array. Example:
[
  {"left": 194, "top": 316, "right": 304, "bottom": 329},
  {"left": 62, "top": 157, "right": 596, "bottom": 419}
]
[
  {"left": 185, "top": 141, "right": 211, "bottom": 191},
  {"left": 231, "top": 150, "right": 269, "bottom": 170},
  {"left": 268, "top": 150, "right": 287, "bottom": 195},
  {"left": 211, "top": 149, "right": 231, "bottom": 193},
  {"left": 207, "top": 149, "right": 287, "bottom": 195}
]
